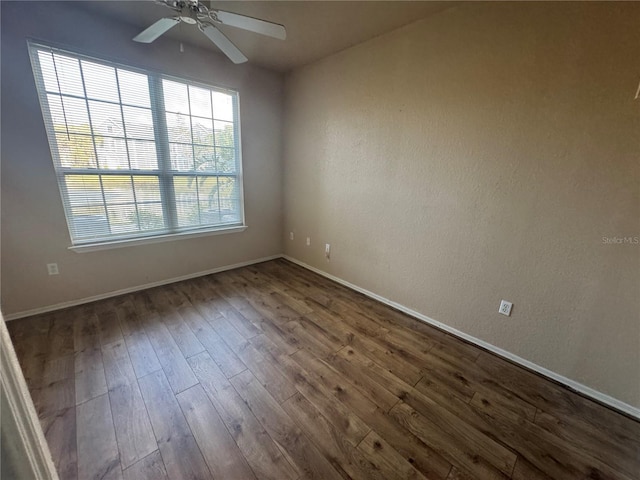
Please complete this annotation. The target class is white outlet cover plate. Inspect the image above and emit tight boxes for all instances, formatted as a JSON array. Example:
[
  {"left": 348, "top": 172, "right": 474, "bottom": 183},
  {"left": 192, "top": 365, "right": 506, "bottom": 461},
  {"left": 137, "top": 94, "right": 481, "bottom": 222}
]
[{"left": 499, "top": 300, "right": 512, "bottom": 316}]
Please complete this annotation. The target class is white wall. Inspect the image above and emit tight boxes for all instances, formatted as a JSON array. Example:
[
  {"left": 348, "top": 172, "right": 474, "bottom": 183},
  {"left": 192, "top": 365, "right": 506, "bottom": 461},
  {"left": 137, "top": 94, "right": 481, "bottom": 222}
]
[
  {"left": 283, "top": 2, "right": 640, "bottom": 407},
  {"left": 1, "top": 1, "right": 284, "bottom": 315}
]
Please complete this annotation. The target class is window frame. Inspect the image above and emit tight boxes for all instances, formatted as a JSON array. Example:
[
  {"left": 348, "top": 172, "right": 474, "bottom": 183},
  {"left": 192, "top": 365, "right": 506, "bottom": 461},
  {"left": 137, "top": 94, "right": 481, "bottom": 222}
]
[{"left": 28, "top": 41, "right": 247, "bottom": 251}]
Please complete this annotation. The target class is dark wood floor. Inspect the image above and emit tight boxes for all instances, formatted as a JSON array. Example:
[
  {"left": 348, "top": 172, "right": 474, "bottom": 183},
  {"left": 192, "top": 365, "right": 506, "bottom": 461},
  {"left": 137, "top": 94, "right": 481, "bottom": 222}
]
[{"left": 8, "top": 259, "right": 640, "bottom": 480}]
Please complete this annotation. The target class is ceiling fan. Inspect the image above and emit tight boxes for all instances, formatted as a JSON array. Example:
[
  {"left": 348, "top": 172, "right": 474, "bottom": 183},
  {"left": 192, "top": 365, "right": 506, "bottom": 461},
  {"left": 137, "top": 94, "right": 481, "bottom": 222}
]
[{"left": 133, "top": 0, "right": 287, "bottom": 64}]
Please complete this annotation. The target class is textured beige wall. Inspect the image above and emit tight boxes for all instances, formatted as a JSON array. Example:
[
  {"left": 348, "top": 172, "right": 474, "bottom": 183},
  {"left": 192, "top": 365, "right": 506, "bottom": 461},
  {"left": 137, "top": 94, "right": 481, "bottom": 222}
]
[
  {"left": 283, "top": 2, "right": 640, "bottom": 407},
  {"left": 0, "top": 1, "right": 284, "bottom": 315}
]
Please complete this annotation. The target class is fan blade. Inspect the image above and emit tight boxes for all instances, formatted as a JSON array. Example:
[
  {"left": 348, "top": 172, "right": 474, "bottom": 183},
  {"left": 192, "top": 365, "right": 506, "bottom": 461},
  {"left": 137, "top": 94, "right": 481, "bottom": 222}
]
[
  {"left": 133, "top": 17, "right": 180, "bottom": 43},
  {"left": 214, "top": 10, "right": 286, "bottom": 40},
  {"left": 200, "top": 24, "right": 248, "bottom": 64}
]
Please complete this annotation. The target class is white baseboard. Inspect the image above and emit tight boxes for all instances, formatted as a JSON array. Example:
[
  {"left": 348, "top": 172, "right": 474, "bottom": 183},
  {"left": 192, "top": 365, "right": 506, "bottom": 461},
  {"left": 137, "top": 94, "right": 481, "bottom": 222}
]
[
  {"left": 3, "top": 255, "right": 282, "bottom": 321},
  {"left": 6, "top": 252, "right": 638, "bottom": 419},
  {"left": 282, "top": 255, "right": 640, "bottom": 420}
]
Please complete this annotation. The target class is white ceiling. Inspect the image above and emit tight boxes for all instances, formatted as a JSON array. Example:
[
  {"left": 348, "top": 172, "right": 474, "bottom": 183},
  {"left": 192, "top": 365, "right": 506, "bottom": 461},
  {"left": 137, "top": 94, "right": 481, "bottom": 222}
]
[{"left": 79, "top": 1, "right": 454, "bottom": 72}]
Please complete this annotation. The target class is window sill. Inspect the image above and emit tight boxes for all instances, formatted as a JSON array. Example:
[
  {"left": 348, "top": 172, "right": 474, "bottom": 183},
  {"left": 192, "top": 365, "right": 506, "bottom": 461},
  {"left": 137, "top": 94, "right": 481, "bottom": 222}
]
[{"left": 69, "top": 225, "right": 248, "bottom": 253}]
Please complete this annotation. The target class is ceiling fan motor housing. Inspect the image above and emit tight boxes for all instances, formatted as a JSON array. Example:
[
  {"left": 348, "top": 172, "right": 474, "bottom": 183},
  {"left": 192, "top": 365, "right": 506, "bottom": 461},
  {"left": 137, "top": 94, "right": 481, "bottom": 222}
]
[
  {"left": 174, "top": 0, "right": 200, "bottom": 24},
  {"left": 181, "top": 0, "right": 202, "bottom": 11}
]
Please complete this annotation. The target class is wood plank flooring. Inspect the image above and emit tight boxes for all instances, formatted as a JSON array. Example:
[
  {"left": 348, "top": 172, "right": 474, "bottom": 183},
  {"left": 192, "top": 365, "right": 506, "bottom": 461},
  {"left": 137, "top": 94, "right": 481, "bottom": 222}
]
[{"left": 8, "top": 259, "right": 640, "bottom": 480}]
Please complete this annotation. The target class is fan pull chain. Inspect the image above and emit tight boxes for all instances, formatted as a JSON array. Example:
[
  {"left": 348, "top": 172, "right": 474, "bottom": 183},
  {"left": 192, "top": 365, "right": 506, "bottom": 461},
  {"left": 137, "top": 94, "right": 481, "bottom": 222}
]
[{"left": 178, "top": 19, "right": 184, "bottom": 53}]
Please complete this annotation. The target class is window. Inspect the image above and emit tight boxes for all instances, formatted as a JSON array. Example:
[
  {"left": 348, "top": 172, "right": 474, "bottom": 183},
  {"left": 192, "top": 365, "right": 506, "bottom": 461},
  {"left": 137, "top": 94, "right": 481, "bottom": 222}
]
[{"left": 28, "top": 42, "right": 245, "bottom": 248}]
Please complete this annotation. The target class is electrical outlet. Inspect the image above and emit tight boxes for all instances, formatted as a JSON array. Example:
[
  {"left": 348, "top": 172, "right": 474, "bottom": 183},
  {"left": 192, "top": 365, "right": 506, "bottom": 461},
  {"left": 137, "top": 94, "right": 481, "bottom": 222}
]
[
  {"left": 306, "top": 237, "right": 311, "bottom": 246},
  {"left": 499, "top": 300, "right": 512, "bottom": 316},
  {"left": 47, "top": 263, "right": 59, "bottom": 275},
  {"left": 325, "top": 243, "right": 331, "bottom": 260},
  {"left": 289, "top": 232, "right": 294, "bottom": 240}
]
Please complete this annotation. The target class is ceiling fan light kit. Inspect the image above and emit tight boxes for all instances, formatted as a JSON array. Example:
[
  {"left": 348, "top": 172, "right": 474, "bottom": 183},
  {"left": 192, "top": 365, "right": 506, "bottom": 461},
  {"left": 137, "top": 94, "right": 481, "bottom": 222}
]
[{"left": 133, "top": 0, "right": 287, "bottom": 64}]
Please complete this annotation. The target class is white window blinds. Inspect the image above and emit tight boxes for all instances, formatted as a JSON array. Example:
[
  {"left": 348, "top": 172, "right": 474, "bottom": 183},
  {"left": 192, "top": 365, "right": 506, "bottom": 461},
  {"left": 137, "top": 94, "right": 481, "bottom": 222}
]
[{"left": 28, "top": 42, "right": 244, "bottom": 246}]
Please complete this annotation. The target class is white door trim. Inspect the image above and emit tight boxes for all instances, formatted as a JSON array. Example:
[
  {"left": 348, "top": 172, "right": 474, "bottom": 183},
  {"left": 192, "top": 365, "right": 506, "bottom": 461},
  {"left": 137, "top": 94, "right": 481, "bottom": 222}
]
[{"left": 0, "top": 312, "right": 59, "bottom": 479}]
